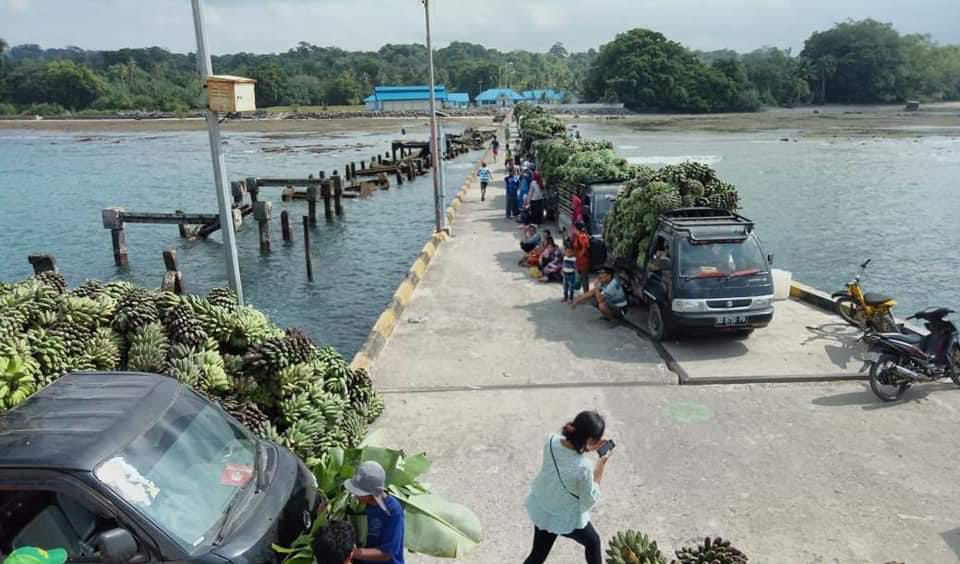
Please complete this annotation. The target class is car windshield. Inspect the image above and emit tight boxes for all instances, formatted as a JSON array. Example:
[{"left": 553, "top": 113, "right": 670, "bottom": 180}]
[
  {"left": 94, "top": 389, "right": 257, "bottom": 552},
  {"left": 679, "top": 237, "right": 768, "bottom": 278}
]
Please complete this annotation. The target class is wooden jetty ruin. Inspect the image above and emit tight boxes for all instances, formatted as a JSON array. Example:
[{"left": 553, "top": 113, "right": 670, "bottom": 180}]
[{"left": 100, "top": 136, "right": 471, "bottom": 266}]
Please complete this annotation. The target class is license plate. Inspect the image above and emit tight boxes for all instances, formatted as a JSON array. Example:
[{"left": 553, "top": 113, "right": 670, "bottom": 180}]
[
  {"left": 716, "top": 315, "right": 748, "bottom": 327},
  {"left": 862, "top": 352, "right": 881, "bottom": 363}
]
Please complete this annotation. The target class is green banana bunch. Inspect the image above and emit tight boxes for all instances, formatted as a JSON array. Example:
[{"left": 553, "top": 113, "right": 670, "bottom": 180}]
[
  {"left": 0, "top": 354, "right": 38, "bottom": 409},
  {"left": 112, "top": 290, "right": 160, "bottom": 334},
  {"left": 165, "top": 304, "right": 208, "bottom": 350},
  {"left": 127, "top": 322, "right": 170, "bottom": 373},
  {"left": 606, "top": 530, "right": 666, "bottom": 564},
  {"left": 84, "top": 328, "right": 122, "bottom": 371},
  {"left": 673, "top": 537, "right": 748, "bottom": 564},
  {"left": 25, "top": 329, "right": 68, "bottom": 385}
]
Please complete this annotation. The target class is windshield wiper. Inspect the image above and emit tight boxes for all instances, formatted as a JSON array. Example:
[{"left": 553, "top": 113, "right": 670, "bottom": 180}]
[
  {"left": 726, "top": 268, "right": 761, "bottom": 279},
  {"left": 255, "top": 440, "right": 268, "bottom": 493}
]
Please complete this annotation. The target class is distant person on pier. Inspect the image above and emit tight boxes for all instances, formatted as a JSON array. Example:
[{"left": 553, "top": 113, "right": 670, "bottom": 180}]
[
  {"left": 562, "top": 242, "right": 578, "bottom": 303},
  {"left": 572, "top": 267, "right": 627, "bottom": 322},
  {"left": 478, "top": 161, "right": 492, "bottom": 202},
  {"left": 522, "top": 411, "right": 612, "bottom": 564},
  {"left": 526, "top": 172, "right": 545, "bottom": 225},
  {"left": 571, "top": 195, "right": 585, "bottom": 227},
  {"left": 518, "top": 168, "right": 533, "bottom": 219},
  {"left": 571, "top": 221, "right": 592, "bottom": 293},
  {"left": 491, "top": 136, "right": 500, "bottom": 161},
  {"left": 505, "top": 171, "right": 521, "bottom": 219},
  {"left": 538, "top": 238, "right": 564, "bottom": 283}
]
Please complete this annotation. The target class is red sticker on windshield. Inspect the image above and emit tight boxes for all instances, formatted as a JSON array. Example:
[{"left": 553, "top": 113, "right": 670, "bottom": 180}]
[{"left": 220, "top": 464, "right": 254, "bottom": 487}]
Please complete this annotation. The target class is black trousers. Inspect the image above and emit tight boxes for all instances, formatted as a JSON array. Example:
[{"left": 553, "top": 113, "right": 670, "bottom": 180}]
[
  {"left": 522, "top": 523, "right": 602, "bottom": 564},
  {"left": 529, "top": 199, "right": 544, "bottom": 225}
]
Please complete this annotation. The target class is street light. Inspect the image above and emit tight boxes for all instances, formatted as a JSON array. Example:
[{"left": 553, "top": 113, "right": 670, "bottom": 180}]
[
  {"left": 499, "top": 62, "right": 513, "bottom": 89},
  {"left": 421, "top": 0, "right": 443, "bottom": 233}
]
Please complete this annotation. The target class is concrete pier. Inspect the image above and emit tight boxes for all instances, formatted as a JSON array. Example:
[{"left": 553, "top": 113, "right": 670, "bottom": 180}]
[{"left": 370, "top": 156, "right": 960, "bottom": 562}]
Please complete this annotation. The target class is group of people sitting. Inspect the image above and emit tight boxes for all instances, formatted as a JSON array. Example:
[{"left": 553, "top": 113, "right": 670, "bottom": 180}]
[{"left": 518, "top": 221, "right": 629, "bottom": 323}]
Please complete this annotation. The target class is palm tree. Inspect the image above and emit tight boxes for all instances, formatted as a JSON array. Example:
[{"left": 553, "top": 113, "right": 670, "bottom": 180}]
[{"left": 0, "top": 38, "right": 8, "bottom": 77}]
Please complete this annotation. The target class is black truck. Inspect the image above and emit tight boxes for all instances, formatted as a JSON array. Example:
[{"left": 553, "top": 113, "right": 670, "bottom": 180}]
[
  {"left": 0, "top": 372, "right": 318, "bottom": 564},
  {"left": 634, "top": 208, "right": 775, "bottom": 340}
]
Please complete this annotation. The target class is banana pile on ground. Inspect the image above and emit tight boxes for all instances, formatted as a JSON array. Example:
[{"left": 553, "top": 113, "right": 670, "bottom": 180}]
[
  {"left": 606, "top": 532, "right": 750, "bottom": 564},
  {"left": 606, "top": 530, "right": 667, "bottom": 564},
  {"left": 0, "top": 274, "right": 384, "bottom": 464},
  {"left": 672, "top": 537, "right": 748, "bottom": 564},
  {"left": 603, "top": 161, "right": 742, "bottom": 265}
]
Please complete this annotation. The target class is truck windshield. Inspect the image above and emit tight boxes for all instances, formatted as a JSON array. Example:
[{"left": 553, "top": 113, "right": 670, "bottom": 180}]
[
  {"left": 679, "top": 238, "right": 768, "bottom": 278},
  {"left": 94, "top": 389, "right": 257, "bottom": 551}
]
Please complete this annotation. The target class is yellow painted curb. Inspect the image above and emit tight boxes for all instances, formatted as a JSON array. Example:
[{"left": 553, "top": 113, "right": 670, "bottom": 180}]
[
  {"left": 452, "top": 199, "right": 462, "bottom": 210},
  {"left": 393, "top": 279, "right": 416, "bottom": 306},
  {"left": 421, "top": 241, "right": 437, "bottom": 258},
  {"left": 410, "top": 257, "right": 429, "bottom": 279},
  {"left": 351, "top": 352, "right": 371, "bottom": 372},
  {"left": 372, "top": 308, "right": 397, "bottom": 337}
]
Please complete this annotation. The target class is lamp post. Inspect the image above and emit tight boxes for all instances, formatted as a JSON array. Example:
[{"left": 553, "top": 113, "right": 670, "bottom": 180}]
[
  {"left": 422, "top": 0, "right": 444, "bottom": 233},
  {"left": 191, "top": 0, "right": 244, "bottom": 303},
  {"left": 498, "top": 62, "right": 513, "bottom": 89}
]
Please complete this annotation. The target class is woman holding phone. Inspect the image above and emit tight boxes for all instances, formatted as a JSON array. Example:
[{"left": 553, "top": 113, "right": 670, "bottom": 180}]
[{"left": 523, "top": 411, "right": 613, "bottom": 564}]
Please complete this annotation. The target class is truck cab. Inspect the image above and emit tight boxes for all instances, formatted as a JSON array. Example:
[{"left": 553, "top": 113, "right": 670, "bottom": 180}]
[
  {"left": 639, "top": 208, "right": 775, "bottom": 341},
  {"left": 0, "top": 372, "right": 317, "bottom": 564}
]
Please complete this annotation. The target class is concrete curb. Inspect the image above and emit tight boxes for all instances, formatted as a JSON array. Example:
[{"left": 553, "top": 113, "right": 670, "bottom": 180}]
[
  {"left": 351, "top": 127, "right": 504, "bottom": 373},
  {"left": 789, "top": 281, "right": 837, "bottom": 313}
]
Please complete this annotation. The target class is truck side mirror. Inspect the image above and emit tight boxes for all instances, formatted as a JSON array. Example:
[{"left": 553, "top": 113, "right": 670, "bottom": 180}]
[
  {"left": 97, "top": 528, "right": 139, "bottom": 564},
  {"left": 767, "top": 254, "right": 775, "bottom": 266}
]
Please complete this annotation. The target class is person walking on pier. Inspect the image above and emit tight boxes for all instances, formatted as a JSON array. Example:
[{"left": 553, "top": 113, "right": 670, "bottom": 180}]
[
  {"left": 526, "top": 172, "right": 545, "bottom": 225},
  {"left": 562, "top": 243, "right": 578, "bottom": 303},
  {"left": 523, "top": 411, "right": 612, "bottom": 564},
  {"left": 491, "top": 136, "right": 500, "bottom": 161},
  {"left": 479, "top": 162, "right": 492, "bottom": 202}
]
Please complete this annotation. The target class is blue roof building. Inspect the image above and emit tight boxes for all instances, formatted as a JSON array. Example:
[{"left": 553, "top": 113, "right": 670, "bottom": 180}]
[
  {"left": 365, "top": 85, "right": 448, "bottom": 111},
  {"left": 446, "top": 92, "right": 471, "bottom": 108},
  {"left": 522, "top": 89, "right": 566, "bottom": 104},
  {"left": 475, "top": 88, "right": 524, "bottom": 107}
]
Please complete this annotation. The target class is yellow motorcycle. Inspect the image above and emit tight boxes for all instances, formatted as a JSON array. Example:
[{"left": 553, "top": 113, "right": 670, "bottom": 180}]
[{"left": 832, "top": 259, "right": 898, "bottom": 332}]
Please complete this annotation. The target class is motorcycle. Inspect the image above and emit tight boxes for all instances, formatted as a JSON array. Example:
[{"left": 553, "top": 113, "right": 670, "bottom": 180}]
[
  {"left": 832, "top": 259, "right": 898, "bottom": 332},
  {"left": 861, "top": 307, "right": 960, "bottom": 401}
]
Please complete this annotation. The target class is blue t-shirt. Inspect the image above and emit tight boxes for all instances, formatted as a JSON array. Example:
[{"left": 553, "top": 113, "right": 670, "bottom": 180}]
[
  {"left": 359, "top": 495, "right": 405, "bottom": 564},
  {"left": 601, "top": 278, "right": 628, "bottom": 308},
  {"left": 505, "top": 176, "right": 519, "bottom": 194},
  {"left": 478, "top": 168, "right": 491, "bottom": 183}
]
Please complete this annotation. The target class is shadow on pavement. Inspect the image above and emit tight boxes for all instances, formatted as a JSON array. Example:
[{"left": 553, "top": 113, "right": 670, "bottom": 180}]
[
  {"left": 512, "top": 297, "right": 651, "bottom": 363},
  {"left": 941, "top": 528, "right": 960, "bottom": 560},
  {"left": 803, "top": 322, "right": 868, "bottom": 372},
  {"left": 811, "top": 383, "right": 956, "bottom": 409}
]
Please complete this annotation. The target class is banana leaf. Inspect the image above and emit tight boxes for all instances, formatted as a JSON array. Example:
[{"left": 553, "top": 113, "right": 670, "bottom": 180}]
[{"left": 396, "top": 492, "right": 483, "bottom": 558}]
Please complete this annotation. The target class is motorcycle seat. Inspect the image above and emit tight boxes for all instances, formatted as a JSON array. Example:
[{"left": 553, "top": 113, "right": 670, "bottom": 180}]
[
  {"left": 880, "top": 332, "right": 924, "bottom": 345},
  {"left": 863, "top": 292, "right": 895, "bottom": 305}
]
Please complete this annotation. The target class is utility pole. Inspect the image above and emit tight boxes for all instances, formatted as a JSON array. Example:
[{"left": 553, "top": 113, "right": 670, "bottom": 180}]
[
  {"left": 191, "top": 0, "right": 244, "bottom": 303},
  {"left": 423, "top": 0, "right": 444, "bottom": 232}
]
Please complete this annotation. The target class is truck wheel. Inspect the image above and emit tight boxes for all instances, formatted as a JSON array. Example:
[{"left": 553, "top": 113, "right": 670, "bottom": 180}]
[{"left": 648, "top": 303, "right": 672, "bottom": 342}]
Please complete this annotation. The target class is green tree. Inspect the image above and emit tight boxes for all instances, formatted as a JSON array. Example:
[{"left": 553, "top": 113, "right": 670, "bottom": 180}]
[
  {"left": 585, "top": 28, "right": 743, "bottom": 112},
  {"left": 285, "top": 74, "right": 325, "bottom": 105},
  {"left": 250, "top": 62, "right": 287, "bottom": 107},
  {"left": 549, "top": 42, "right": 568, "bottom": 58},
  {"left": 323, "top": 74, "right": 363, "bottom": 105},
  {"left": 801, "top": 19, "right": 906, "bottom": 103}
]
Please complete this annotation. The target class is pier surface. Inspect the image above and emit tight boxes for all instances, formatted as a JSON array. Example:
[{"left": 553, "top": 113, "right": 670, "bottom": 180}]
[{"left": 372, "top": 158, "right": 960, "bottom": 563}]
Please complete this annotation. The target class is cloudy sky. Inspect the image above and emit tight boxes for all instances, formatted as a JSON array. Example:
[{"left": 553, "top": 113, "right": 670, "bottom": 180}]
[{"left": 2, "top": 0, "right": 958, "bottom": 55}]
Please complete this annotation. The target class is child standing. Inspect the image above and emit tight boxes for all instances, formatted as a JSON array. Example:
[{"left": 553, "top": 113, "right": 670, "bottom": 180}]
[
  {"left": 478, "top": 162, "right": 491, "bottom": 202},
  {"left": 562, "top": 242, "right": 577, "bottom": 303}
]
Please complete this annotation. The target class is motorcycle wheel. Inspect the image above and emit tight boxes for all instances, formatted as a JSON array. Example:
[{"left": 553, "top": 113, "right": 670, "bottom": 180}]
[
  {"left": 949, "top": 344, "right": 960, "bottom": 387},
  {"left": 835, "top": 296, "right": 865, "bottom": 329},
  {"left": 869, "top": 354, "right": 910, "bottom": 402}
]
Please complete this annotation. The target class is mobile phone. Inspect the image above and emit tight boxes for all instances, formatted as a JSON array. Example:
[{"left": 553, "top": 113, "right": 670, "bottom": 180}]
[{"left": 597, "top": 440, "right": 616, "bottom": 458}]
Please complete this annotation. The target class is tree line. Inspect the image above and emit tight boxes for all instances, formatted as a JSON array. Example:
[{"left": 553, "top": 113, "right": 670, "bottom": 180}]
[{"left": 0, "top": 19, "right": 958, "bottom": 116}]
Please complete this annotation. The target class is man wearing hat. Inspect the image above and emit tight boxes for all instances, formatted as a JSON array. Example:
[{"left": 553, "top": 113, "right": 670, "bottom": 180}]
[
  {"left": 4, "top": 547, "right": 68, "bottom": 564},
  {"left": 344, "top": 461, "right": 405, "bottom": 564}
]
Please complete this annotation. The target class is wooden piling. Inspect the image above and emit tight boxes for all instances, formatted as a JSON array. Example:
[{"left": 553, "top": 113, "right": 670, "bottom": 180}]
[
  {"left": 111, "top": 228, "right": 128, "bottom": 267},
  {"left": 27, "top": 254, "right": 57, "bottom": 274},
  {"left": 395, "top": 168, "right": 404, "bottom": 186},
  {"left": 175, "top": 210, "right": 188, "bottom": 238},
  {"left": 306, "top": 185, "right": 319, "bottom": 226},
  {"left": 246, "top": 178, "right": 259, "bottom": 202},
  {"left": 350, "top": 162, "right": 357, "bottom": 178},
  {"left": 281, "top": 211, "right": 292, "bottom": 242},
  {"left": 302, "top": 216, "right": 313, "bottom": 282},
  {"left": 254, "top": 201, "right": 272, "bottom": 254},
  {"left": 319, "top": 170, "right": 326, "bottom": 180},
  {"left": 321, "top": 181, "right": 334, "bottom": 221},
  {"left": 161, "top": 249, "right": 185, "bottom": 294},
  {"left": 333, "top": 175, "right": 344, "bottom": 216},
  {"left": 230, "top": 181, "right": 245, "bottom": 207}
]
